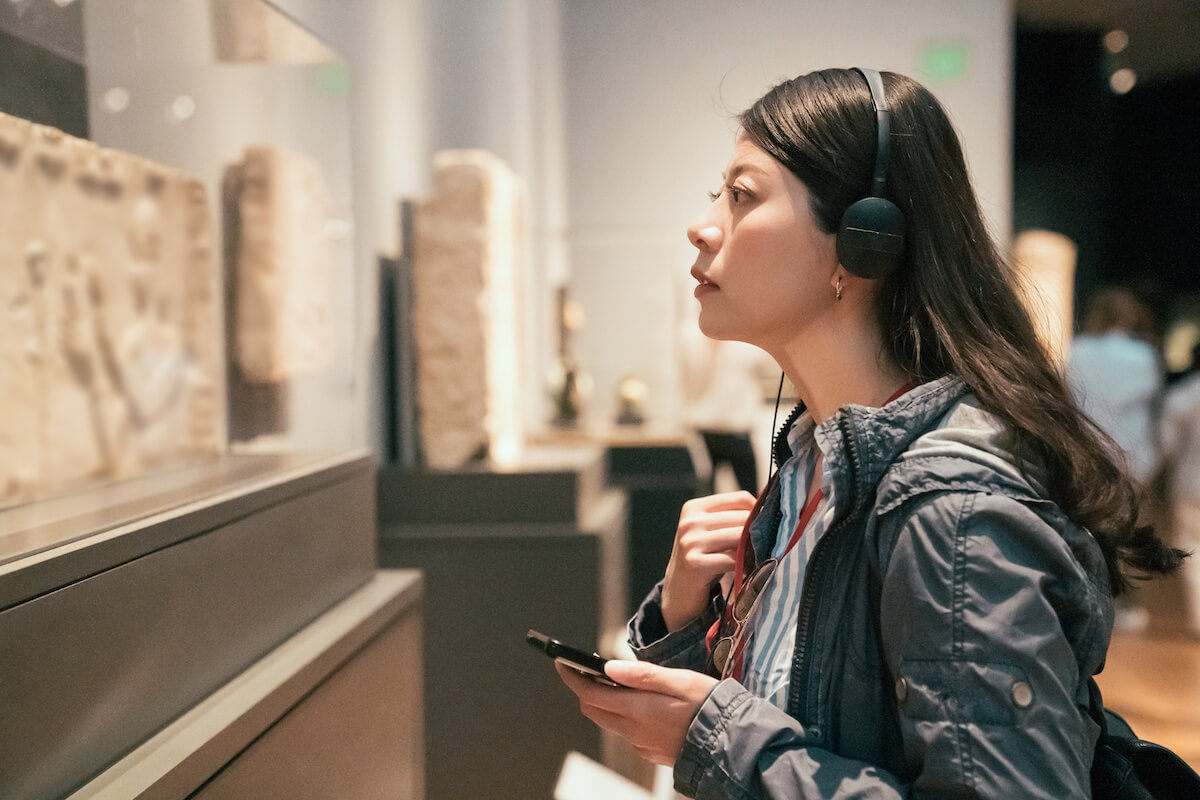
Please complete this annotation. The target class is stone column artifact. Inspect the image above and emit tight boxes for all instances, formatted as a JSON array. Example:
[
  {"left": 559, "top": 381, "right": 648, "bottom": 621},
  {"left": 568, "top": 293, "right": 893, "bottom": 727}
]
[
  {"left": 411, "top": 150, "right": 525, "bottom": 470},
  {"left": 1015, "top": 229, "right": 1077, "bottom": 367}
]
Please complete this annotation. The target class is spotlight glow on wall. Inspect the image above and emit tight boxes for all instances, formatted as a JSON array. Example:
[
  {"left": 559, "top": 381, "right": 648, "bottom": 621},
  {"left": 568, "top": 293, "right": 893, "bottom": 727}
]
[
  {"left": 101, "top": 87, "right": 131, "bottom": 113},
  {"left": 1110, "top": 68, "right": 1137, "bottom": 94},
  {"left": 165, "top": 95, "right": 196, "bottom": 124}
]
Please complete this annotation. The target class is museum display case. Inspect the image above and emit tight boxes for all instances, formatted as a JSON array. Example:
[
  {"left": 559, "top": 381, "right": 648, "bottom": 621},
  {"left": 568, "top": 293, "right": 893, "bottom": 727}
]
[
  {"left": 0, "top": 2, "right": 421, "bottom": 798},
  {"left": 2, "top": 0, "right": 363, "bottom": 509}
]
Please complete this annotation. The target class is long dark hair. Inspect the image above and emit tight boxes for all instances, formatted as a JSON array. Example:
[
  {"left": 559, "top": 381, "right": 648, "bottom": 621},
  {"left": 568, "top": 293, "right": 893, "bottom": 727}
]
[{"left": 740, "top": 68, "right": 1182, "bottom": 595}]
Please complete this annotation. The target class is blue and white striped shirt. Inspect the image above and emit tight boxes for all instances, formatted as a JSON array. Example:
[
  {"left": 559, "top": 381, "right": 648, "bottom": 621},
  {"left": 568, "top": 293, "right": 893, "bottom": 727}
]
[{"left": 739, "top": 410, "right": 837, "bottom": 708}]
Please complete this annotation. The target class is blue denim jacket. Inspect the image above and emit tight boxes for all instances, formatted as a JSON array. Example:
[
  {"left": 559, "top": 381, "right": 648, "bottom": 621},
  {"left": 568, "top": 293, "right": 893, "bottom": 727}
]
[{"left": 629, "top": 376, "right": 1113, "bottom": 799}]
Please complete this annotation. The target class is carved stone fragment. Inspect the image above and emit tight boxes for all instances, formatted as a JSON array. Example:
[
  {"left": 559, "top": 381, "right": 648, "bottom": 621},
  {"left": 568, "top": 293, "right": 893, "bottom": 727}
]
[
  {"left": 0, "top": 110, "right": 224, "bottom": 507},
  {"left": 228, "top": 145, "right": 336, "bottom": 384}
]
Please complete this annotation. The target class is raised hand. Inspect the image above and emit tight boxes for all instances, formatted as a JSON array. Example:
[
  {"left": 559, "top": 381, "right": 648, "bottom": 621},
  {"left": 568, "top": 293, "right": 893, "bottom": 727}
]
[{"left": 661, "top": 490, "right": 756, "bottom": 631}]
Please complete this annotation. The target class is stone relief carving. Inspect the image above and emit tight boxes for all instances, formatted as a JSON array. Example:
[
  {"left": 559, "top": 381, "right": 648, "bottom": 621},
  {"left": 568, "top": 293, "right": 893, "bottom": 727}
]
[{"left": 0, "top": 111, "right": 223, "bottom": 506}]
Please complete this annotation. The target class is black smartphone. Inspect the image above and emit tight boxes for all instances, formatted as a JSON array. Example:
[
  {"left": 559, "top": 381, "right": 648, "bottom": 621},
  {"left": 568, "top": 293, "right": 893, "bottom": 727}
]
[{"left": 526, "top": 629, "right": 618, "bottom": 686}]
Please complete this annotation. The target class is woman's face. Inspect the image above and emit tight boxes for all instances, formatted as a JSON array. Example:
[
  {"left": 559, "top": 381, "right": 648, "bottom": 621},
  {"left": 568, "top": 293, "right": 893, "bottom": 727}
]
[{"left": 687, "top": 135, "right": 839, "bottom": 353}]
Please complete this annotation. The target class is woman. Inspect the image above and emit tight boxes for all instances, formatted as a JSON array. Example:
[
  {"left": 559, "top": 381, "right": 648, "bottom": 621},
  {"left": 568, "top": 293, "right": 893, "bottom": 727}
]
[{"left": 554, "top": 68, "right": 1183, "bottom": 798}]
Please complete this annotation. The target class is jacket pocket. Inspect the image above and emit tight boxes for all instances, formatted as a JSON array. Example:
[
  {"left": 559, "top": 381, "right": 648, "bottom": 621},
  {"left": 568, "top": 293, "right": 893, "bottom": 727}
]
[{"left": 894, "top": 659, "right": 1033, "bottom": 726}]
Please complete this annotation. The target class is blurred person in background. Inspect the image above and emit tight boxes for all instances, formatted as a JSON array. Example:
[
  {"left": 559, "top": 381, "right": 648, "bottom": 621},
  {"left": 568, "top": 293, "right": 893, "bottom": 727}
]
[
  {"left": 1066, "top": 286, "right": 1164, "bottom": 486},
  {"left": 1157, "top": 340, "right": 1200, "bottom": 635},
  {"left": 1066, "top": 287, "right": 1166, "bottom": 631}
]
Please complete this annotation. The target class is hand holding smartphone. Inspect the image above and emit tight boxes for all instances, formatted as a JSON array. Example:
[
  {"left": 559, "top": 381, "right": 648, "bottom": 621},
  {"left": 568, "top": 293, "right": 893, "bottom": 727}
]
[{"left": 526, "top": 629, "right": 620, "bottom": 686}]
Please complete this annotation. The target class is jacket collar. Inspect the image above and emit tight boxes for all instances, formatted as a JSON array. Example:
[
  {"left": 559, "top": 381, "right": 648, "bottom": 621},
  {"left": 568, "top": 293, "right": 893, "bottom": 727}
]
[{"left": 773, "top": 376, "right": 970, "bottom": 514}]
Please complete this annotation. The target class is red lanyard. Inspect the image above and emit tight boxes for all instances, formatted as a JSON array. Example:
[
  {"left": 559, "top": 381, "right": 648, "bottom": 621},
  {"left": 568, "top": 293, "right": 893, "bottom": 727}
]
[
  {"left": 731, "top": 483, "right": 822, "bottom": 597},
  {"left": 723, "top": 489, "right": 823, "bottom": 681}
]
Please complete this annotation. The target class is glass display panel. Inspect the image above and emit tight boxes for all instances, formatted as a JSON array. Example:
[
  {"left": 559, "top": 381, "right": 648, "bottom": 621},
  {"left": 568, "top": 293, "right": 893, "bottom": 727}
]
[{"left": 0, "top": 0, "right": 360, "bottom": 513}]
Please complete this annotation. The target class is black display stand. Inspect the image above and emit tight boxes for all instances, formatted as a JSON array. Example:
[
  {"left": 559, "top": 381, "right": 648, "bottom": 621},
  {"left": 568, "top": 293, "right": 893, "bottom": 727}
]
[
  {"left": 605, "top": 440, "right": 704, "bottom": 615},
  {"left": 0, "top": 453, "right": 424, "bottom": 800},
  {"left": 377, "top": 444, "right": 629, "bottom": 800}
]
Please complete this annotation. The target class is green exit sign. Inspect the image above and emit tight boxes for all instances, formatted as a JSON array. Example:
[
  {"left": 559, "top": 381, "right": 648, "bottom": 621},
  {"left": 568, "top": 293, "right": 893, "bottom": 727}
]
[{"left": 922, "top": 44, "right": 969, "bottom": 80}]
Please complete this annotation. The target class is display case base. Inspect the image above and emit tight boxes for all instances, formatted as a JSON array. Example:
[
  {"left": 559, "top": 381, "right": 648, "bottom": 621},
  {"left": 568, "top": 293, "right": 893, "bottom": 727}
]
[
  {"left": 68, "top": 569, "right": 424, "bottom": 800},
  {"left": 0, "top": 452, "right": 395, "bottom": 800}
]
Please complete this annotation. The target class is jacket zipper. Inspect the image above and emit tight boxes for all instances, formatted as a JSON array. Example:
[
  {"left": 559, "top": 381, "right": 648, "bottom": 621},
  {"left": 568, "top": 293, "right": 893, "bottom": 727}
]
[{"left": 786, "top": 414, "right": 865, "bottom": 728}]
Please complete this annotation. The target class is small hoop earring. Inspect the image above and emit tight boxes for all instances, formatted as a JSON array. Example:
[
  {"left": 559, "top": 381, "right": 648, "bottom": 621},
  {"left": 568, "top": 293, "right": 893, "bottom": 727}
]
[{"left": 835, "top": 276, "right": 843, "bottom": 301}]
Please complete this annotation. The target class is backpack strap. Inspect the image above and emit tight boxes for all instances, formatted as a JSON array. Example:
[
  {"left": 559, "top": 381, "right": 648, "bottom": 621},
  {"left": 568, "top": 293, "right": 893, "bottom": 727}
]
[
  {"left": 1087, "top": 676, "right": 1109, "bottom": 734},
  {"left": 1089, "top": 676, "right": 1139, "bottom": 740}
]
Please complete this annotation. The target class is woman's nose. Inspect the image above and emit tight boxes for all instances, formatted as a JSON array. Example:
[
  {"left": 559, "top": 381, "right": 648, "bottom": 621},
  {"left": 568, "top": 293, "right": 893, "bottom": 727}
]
[{"left": 687, "top": 217, "right": 722, "bottom": 251}]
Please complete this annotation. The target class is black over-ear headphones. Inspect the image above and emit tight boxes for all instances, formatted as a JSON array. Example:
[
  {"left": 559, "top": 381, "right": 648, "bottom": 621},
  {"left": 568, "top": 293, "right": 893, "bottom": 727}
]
[{"left": 835, "top": 67, "right": 906, "bottom": 279}]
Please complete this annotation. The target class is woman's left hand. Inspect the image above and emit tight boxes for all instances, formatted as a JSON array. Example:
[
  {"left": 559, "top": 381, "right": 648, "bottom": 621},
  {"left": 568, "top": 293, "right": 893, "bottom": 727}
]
[{"left": 555, "top": 659, "right": 719, "bottom": 766}]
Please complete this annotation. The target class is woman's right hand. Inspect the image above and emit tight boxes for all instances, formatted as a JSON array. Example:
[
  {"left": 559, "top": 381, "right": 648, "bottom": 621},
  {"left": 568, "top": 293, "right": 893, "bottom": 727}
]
[{"left": 661, "top": 491, "right": 757, "bottom": 631}]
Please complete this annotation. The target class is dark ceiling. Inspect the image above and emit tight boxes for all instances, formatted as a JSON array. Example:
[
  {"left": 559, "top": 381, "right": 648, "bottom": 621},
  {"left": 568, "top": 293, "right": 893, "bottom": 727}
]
[
  {"left": 1012, "top": 0, "right": 1200, "bottom": 323},
  {"left": 1015, "top": 0, "right": 1200, "bottom": 85}
]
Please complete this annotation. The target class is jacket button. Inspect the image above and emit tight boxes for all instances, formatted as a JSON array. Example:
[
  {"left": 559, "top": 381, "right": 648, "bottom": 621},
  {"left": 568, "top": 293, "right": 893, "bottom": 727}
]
[
  {"left": 895, "top": 677, "right": 908, "bottom": 702},
  {"left": 1012, "top": 681, "right": 1033, "bottom": 708}
]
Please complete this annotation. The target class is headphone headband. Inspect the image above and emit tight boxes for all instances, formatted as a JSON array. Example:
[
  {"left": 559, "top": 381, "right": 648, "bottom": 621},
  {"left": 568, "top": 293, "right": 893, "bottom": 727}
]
[{"left": 852, "top": 67, "right": 891, "bottom": 198}]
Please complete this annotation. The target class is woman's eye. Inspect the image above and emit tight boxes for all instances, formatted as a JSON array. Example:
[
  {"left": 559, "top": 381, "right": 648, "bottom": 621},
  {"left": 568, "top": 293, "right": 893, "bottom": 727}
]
[{"left": 707, "top": 186, "right": 745, "bottom": 204}]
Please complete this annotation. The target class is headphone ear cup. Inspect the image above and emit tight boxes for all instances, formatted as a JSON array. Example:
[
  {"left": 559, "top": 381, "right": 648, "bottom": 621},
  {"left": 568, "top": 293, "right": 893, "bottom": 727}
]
[{"left": 836, "top": 196, "right": 905, "bottom": 279}]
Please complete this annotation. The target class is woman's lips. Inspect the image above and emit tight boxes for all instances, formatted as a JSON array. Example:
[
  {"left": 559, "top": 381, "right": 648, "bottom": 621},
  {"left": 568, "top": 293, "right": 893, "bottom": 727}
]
[{"left": 693, "top": 274, "right": 718, "bottom": 298}]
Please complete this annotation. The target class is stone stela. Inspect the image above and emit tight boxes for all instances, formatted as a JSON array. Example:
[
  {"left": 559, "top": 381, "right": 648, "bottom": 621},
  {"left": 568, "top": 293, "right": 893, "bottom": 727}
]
[{"left": 411, "top": 149, "right": 524, "bottom": 470}]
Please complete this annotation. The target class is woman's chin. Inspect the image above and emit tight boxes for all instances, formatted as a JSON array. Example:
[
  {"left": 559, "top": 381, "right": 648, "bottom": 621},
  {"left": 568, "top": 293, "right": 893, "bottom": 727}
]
[
  {"left": 695, "top": 317, "right": 725, "bottom": 340},
  {"left": 696, "top": 309, "right": 742, "bottom": 341}
]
